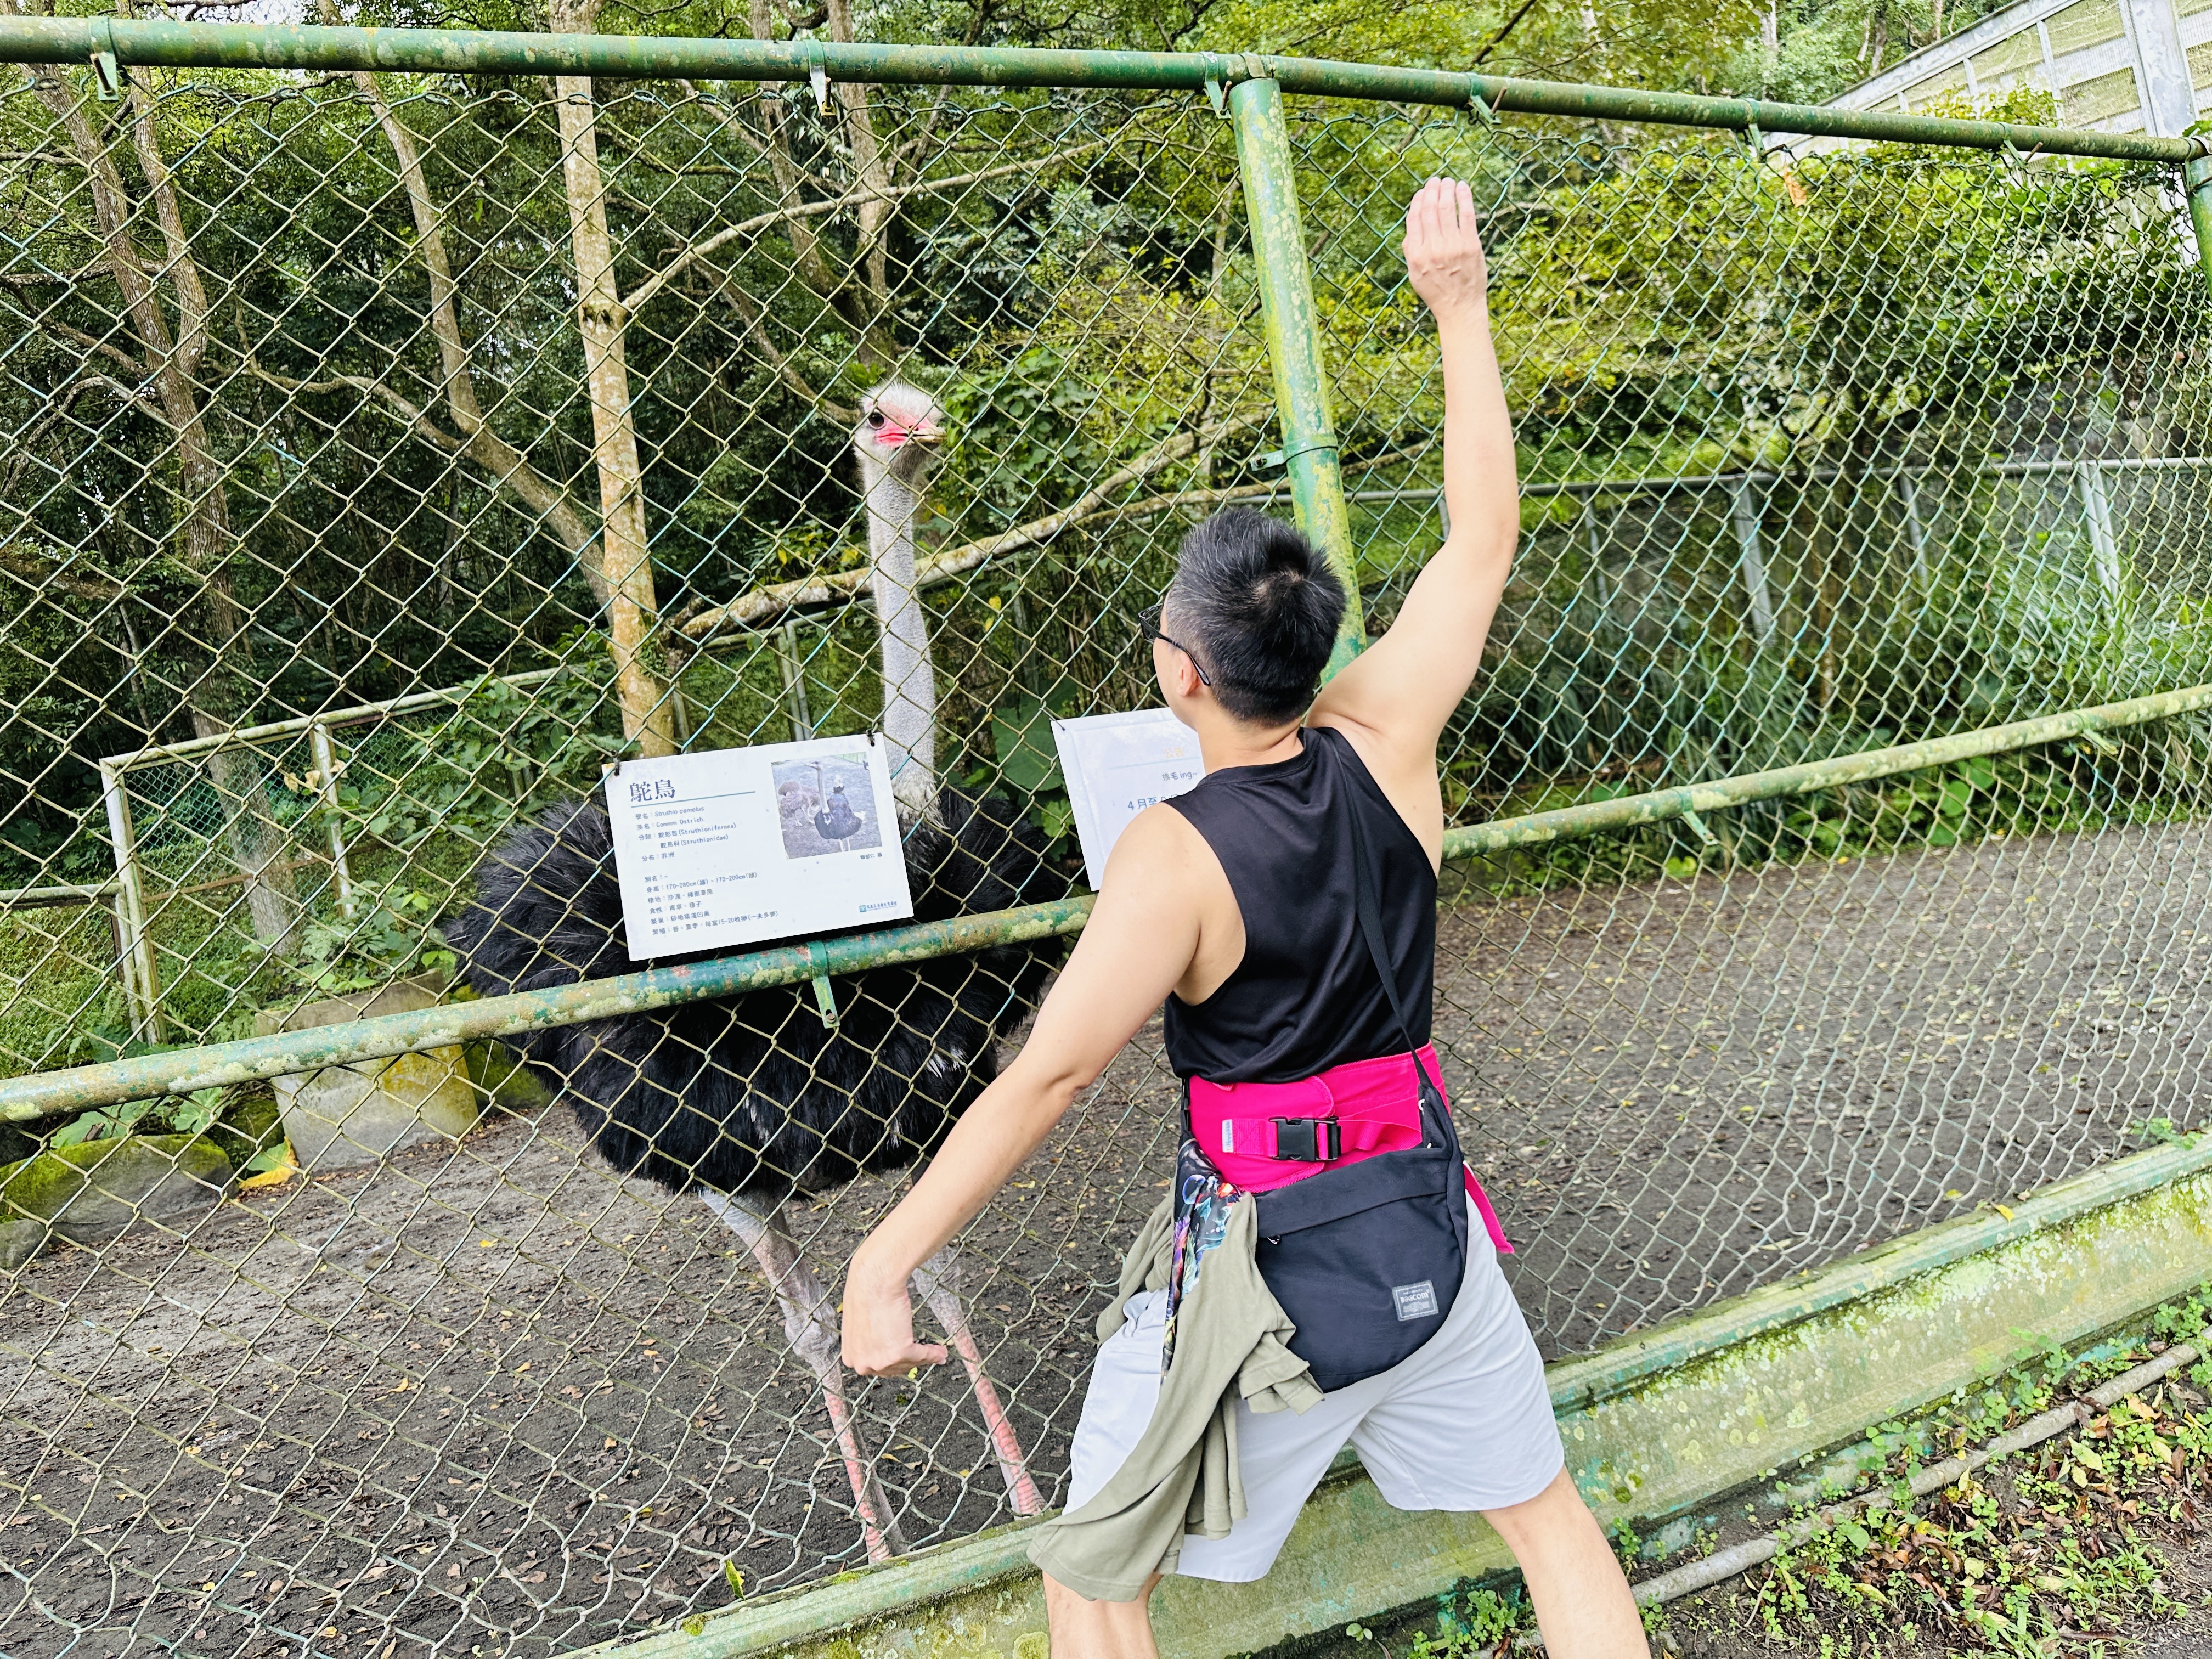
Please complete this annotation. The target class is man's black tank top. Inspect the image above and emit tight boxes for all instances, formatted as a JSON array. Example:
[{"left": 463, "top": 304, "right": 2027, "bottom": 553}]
[{"left": 1162, "top": 725, "right": 1437, "bottom": 1084}]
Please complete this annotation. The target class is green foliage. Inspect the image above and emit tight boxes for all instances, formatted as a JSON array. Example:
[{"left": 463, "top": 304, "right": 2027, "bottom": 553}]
[
  {"left": 943, "top": 348, "right": 1116, "bottom": 539},
  {"left": 335, "top": 664, "right": 628, "bottom": 857},
  {"left": 49, "top": 1085, "right": 227, "bottom": 1149},
  {"left": 37, "top": 1081, "right": 286, "bottom": 1175},
  {"left": 280, "top": 880, "right": 459, "bottom": 1000},
  {"left": 1735, "top": 1283, "right": 2212, "bottom": 1656},
  {"left": 1404, "top": 1585, "right": 1535, "bottom": 1656}
]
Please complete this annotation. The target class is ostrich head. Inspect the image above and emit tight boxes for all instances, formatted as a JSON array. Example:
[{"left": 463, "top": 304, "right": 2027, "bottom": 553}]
[{"left": 851, "top": 381, "right": 945, "bottom": 489}]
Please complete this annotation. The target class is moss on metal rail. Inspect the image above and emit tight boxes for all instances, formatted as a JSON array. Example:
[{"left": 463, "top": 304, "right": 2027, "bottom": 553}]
[
  {"left": 0, "top": 17, "right": 2199, "bottom": 164},
  {"left": 3, "top": 679, "right": 2205, "bottom": 1125},
  {"left": 0, "top": 898, "right": 1096, "bottom": 1125}
]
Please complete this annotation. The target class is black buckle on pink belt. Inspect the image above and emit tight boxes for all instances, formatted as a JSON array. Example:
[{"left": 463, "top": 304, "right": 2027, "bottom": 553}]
[{"left": 1269, "top": 1116, "right": 1342, "bottom": 1161}]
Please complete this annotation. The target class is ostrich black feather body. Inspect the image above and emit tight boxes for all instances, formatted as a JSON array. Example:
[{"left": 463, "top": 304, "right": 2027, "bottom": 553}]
[{"left": 443, "top": 792, "right": 1064, "bottom": 1201}]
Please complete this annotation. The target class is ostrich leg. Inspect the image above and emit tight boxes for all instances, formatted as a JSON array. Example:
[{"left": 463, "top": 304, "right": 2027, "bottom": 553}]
[
  {"left": 698, "top": 1190, "right": 907, "bottom": 1562},
  {"left": 907, "top": 1247, "right": 1046, "bottom": 1516}
]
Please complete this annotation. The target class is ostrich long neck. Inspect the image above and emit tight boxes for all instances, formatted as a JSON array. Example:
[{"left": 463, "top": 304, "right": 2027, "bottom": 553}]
[{"left": 860, "top": 455, "right": 938, "bottom": 820}]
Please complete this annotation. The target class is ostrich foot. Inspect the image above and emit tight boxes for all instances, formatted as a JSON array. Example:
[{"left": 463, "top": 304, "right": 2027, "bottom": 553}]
[
  {"left": 698, "top": 1190, "right": 908, "bottom": 1562},
  {"left": 909, "top": 1247, "right": 1046, "bottom": 1517}
]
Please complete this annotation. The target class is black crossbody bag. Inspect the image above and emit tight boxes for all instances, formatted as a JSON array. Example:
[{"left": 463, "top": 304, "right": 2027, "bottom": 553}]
[{"left": 1245, "top": 799, "right": 1470, "bottom": 1393}]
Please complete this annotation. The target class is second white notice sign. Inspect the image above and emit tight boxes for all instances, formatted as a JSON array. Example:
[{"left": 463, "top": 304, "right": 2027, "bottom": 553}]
[{"left": 1052, "top": 707, "right": 1205, "bottom": 889}]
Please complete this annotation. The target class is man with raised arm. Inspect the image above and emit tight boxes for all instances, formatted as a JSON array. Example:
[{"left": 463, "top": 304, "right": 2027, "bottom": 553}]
[{"left": 842, "top": 178, "right": 1646, "bottom": 1658}]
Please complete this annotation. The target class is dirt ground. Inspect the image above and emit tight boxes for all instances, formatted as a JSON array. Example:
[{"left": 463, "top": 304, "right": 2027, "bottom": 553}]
[
  {"left": 4, "top": 820, "right": 2209, "bottom": 1658},
  {"left": 1652, "top": 1568, "right": 2212, "bottom": 1659}
]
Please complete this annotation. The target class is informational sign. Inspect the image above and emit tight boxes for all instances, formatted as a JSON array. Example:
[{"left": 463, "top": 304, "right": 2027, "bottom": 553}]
[
  {"left": 605, "top": 733, "right": 913, "bottom": 961},
  {"left": 1052, "top": 707, "right": 1205, "bottom": 890}
]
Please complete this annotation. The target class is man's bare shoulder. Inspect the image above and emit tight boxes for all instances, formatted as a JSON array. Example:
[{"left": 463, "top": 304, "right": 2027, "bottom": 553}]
[{"left": 1098, "top": 800, "right": 1219, "bottom": 899}]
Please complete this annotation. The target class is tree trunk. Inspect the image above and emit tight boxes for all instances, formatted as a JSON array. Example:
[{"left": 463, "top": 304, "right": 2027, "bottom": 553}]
[
  {"left": 825, "top": 0, "right": 897, "bottom": 332},
  {"left": 732, "top": 0, "right": 898, "bottom": 370},
  {"left": 22, "top": 54, "right": 299, "bottom": 949},
  {"left": 550, "top": 0, "right": 678, "bottom": 758},
  {"left": 336, "top": 32, "right": 612, "bottom": 605},
  {"left": 736, "top": 2, "right": 872, "bottom": 349}
]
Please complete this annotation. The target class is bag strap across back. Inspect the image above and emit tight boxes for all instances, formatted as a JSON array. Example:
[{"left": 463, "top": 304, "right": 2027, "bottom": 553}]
[{"left": 1342, "top": 786, "right": 1450, "bottom": 1131}]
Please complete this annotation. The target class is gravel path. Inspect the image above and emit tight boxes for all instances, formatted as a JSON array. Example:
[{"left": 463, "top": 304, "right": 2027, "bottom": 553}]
[{"left": 4, "top": 820, "right": 2207, "bottom": 1658}]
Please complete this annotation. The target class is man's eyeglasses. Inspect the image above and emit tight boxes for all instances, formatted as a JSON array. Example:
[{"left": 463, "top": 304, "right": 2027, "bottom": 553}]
[{"left": 1139, "top": 603, "right": 1212, "bottom": 686}]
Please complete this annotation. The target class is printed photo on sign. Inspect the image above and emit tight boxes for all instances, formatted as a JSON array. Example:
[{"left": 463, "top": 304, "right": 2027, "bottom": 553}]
[
  {"left": 1051, "top": 707, "right": 1205, "bottom": 889},
  {"left": 605, "top": 733, "right": 912, "bottom": 961},
  {"left": 772, "top": 753, "right": 883, "bottom": 859}
]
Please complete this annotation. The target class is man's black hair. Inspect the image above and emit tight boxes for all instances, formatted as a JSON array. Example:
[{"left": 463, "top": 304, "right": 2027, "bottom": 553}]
[{"left": 1167, "top": 507, "right": 1346, "bottom": 725}]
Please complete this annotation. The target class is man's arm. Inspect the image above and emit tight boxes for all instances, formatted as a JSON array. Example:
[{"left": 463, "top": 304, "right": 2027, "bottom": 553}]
[
  {"left": 1309, "top": 177, "right": 1517, "bottom": 802},
  {"left": 840, "top": 805, "right": 1215, "bottom": 1376}
]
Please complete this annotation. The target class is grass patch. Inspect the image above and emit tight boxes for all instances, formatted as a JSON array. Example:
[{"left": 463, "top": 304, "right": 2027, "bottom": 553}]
[{"left": 1655, "top": 1285, "right": 2212, "bottom": 1658}]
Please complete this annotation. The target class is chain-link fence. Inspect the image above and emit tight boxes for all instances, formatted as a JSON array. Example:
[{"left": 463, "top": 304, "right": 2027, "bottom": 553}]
[{"left": 2, "top": 23, "right": 2210, "bottom": 1658}]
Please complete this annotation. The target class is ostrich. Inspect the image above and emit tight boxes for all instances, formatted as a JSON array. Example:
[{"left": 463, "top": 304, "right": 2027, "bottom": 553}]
[
  {"left": 444, "top": 384, "right": 1053, "bottom": 1562},
  {"left": 853, "top": 381, "right": 942, "bottom": 823}
]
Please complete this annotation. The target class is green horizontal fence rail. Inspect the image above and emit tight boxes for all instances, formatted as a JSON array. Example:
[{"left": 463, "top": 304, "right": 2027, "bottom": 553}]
[
  {"left": 2, "top": 16, "right": 2204, "bottom": 161},
  {"left": 9, "top": 678, "right": 2207, "bottom": 1124}
]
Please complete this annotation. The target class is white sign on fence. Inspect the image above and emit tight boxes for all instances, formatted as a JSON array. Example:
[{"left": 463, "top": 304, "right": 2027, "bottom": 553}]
[
  {"left": 1052, "top": 707, "right": 1206, "bottom": 889},
  {"left": 606, "top": 733, "right": 913, "bottom": 961}
]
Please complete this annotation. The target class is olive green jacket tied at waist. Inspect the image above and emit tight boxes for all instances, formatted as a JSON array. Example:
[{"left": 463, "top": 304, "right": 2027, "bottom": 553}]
[{"left": 1026, "top": 1191, "right": 1321, "bottom": 1601}]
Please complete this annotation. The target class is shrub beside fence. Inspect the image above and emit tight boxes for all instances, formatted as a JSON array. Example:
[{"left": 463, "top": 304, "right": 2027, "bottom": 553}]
[{"left": 2, "top": 20, "right": 2211, "bottom": 1659}]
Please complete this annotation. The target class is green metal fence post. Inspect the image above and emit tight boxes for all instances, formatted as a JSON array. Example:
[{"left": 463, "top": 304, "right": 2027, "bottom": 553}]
[
  {"left": 1228, "top": 74, "right": 1364, "bottom": 679},
  {"left": 2188, "top": 155, "right": 2212, "bottom": 296}
]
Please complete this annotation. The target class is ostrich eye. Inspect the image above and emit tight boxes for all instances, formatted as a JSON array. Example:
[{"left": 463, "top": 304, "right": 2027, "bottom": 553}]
[{"left": 865, "top": 410, "right": 886, "bottom": 428}]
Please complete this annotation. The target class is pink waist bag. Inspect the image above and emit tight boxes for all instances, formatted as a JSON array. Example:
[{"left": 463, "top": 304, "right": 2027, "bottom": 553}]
[{"left": 1186, "top": 1044, "right": 1513, "bottom": 1254}]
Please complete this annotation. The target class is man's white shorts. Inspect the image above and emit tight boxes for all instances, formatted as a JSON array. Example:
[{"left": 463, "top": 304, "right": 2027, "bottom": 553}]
[{"left": 1063, "top": 1206, "right": 1565, "bottom": 1583}]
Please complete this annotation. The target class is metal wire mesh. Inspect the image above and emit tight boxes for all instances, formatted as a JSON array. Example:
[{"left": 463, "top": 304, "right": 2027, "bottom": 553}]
[{"left": 1, "top": 46, "right": 2209, "bottom": 1659}]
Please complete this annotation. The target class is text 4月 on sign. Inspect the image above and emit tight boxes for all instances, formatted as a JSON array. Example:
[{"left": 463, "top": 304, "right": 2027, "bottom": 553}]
[
  {"left": 1051, "top": 707, "right": 1205, "bottom": 890},
  {"left": 605, "top": 733, "right": 913, "bottom": 961}
]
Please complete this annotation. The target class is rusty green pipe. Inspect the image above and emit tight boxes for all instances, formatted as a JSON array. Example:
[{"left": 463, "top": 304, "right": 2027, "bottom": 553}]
[
  {"left": 8, "top": 682, "right": 2210, "bottom": 1123},
  {"left": 1230, "top": 76, "right": 1364, "bottom": 676},
  {"left": 0, "top": 896, "right": 1096, "bottom": 1125},
  {"left": 1443, "top": 680, "right": 2212, "bottom": 859},
  {"left": 2188, "top": 156, "right": 2212, "bottom": 301},
  {"left": 0, "top": 20, "right": 2199, "bottom": 165}
]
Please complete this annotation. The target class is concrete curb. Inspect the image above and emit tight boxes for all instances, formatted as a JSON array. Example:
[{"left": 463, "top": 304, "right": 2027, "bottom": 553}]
[{"left": 575, "top": 1137, "right": 2212, "bottom": 1659}]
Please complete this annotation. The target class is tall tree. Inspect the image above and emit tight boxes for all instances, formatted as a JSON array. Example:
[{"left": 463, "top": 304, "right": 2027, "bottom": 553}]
[
  {"left": 551, "top": 0, "right": 681, "bottom": 758},
  {"left": 4, "top": 6, "right": 301, "bottom": 949}
]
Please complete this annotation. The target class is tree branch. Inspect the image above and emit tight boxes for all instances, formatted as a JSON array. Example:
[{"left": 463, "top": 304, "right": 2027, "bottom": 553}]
[
  {"left": 679, "top": 408, "right": 1273, "bottom": 640},
  {"left": 330, "top": 32, "right": 608, "bottom": 602},
  {"left": 691, "top": 256, "right": 860, "bottom": 425},
  {"left": 40, "top": 317, "right": 149, "bottom": 377},
  {"left": 621, "top": 139, "right": 1110, "bottom": 318},
  {"left": 0, "top": 539, "right": 131, "bottom": 601},
  {"left": 74, "top": 369, "right": 166, "bottom": 422},
  {"left": 238, "top": 353, "right": 466, "bottom": 448},
  {"left": 240, "top": 351, "right": 618, "bottom": 572},
  {"left": 126, "top": 74, "right": 212, "bottom": 381}
]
